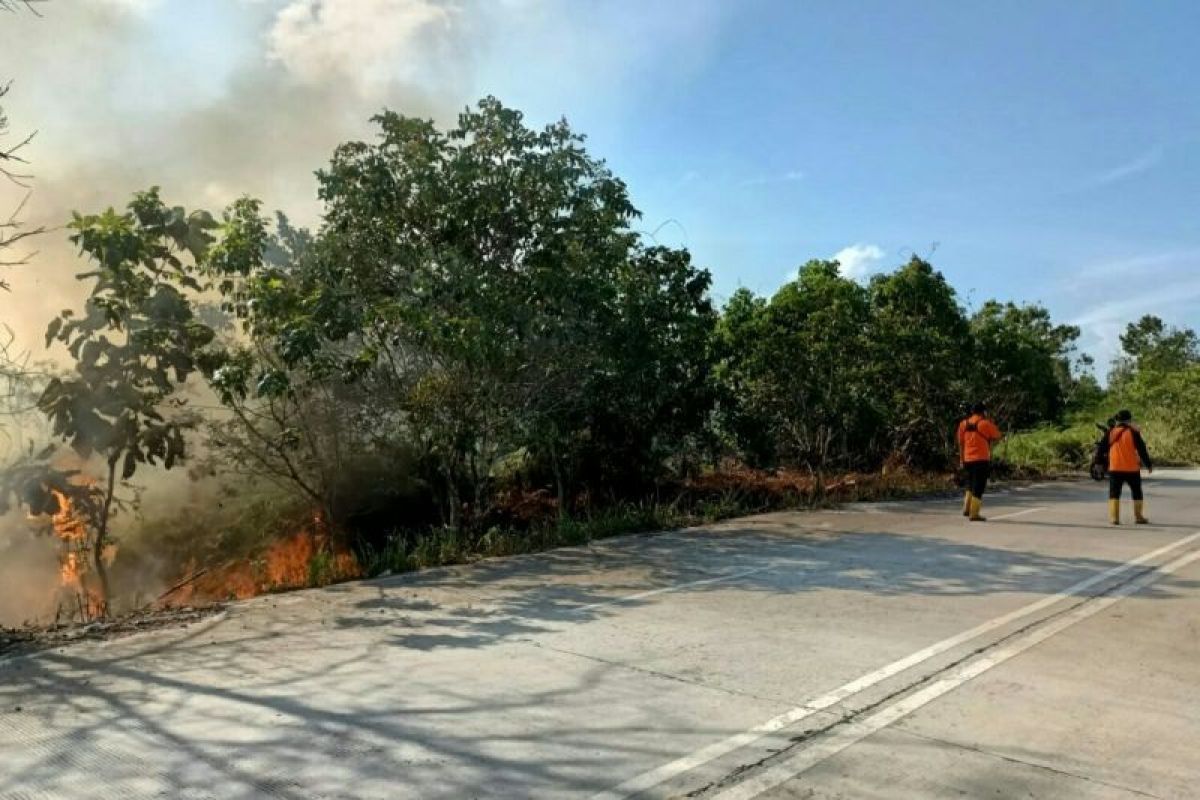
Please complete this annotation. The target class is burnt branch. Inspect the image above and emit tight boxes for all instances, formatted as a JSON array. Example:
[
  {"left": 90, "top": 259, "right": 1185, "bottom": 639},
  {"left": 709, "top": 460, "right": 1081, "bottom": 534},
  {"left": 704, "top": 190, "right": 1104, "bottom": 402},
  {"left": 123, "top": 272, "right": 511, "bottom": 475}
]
[
  {"left": 0, "top": 128, "right": 36, "bottom": 186},
  {"left": 0, "top": 191, "right": 44, "bottom": 273},
  {"left": 1, "top": 81, "right": 38, "bottom": 186},
  {"left": 1, "top": 83, "right": 44, "bottom": 282}
]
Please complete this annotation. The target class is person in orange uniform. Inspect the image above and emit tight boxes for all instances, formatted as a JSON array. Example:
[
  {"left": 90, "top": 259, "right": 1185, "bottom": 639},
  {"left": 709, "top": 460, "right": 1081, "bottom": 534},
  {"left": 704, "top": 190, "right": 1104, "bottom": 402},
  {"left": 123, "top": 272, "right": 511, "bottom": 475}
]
[
  {"left": 957, "top": 403, "right": 1003, "bottom": 521},
  {"left": 1107, "top": 409, "right": 1153, "bottom": 525}
]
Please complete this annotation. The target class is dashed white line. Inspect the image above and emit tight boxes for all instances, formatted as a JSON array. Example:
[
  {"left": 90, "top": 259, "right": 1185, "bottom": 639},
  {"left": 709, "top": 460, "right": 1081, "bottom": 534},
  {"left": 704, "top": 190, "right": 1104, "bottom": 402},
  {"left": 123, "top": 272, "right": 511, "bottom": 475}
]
[{"left": 988, "top": 506, "right": 1047, "bottom": 521}]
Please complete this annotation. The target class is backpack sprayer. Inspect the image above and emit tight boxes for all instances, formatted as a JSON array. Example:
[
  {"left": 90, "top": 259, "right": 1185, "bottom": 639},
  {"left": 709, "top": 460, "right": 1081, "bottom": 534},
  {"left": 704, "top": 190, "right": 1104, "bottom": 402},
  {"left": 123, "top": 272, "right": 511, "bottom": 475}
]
[{"left": 1089, "top": 418, "right": 1115, "bottom": 481}]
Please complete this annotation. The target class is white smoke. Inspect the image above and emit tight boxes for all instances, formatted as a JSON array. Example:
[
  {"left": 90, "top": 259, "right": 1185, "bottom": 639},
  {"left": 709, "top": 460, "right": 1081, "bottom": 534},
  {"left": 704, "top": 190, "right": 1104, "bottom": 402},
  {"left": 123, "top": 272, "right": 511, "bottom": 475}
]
[{"left": 268, "top": 0, "right": 461, "bottom": 92}]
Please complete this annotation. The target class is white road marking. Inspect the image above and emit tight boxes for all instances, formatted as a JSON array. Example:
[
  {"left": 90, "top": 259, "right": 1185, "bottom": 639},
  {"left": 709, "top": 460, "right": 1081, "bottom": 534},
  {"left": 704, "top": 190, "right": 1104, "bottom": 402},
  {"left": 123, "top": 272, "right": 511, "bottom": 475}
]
[
  {"left": 590, "top": 531, "right": 1200, "bottom": 800},
  {"left": 571, "top": 567, "right": 771, "bottom": 613},
  {"left": 713, "top": 540, "right": 1200, "bottom": 799},
  {"left": 988, "top": 506, "right": 1047, "bottom": 521}
]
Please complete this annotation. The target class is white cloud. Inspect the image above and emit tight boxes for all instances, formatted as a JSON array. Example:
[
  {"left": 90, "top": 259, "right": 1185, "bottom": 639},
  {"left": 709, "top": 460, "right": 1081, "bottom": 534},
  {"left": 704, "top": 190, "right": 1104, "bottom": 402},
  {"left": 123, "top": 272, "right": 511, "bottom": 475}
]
[
  {"left": 267, "top": 0, "right": 459, "bottom": 93},
  {"left": 832, "top": 243, "right": 886, "bottom": 281},
  {"left": 742, "top": 169, "right": 804, "bottom": 187},
  {"left": 1078, "top": 146, "right": 1164, "bottom": 190},
  {"left": 1069, "top": 247, "right": 1200, "bottom": 280},
  {"left": 1068, "top": 273, "right": 1200, "bottom": 374}
]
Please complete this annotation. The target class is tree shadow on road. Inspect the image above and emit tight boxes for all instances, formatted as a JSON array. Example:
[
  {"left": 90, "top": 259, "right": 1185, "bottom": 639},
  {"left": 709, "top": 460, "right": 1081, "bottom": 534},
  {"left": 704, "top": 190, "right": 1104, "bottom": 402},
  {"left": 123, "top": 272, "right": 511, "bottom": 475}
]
[
  {"left": 325, "top": 505, "right": 1200, "bottom": 654},
  {"left": 0, "top": 629, "right": 742, "bottom": 800},
  {"left": 4, "top": 479, "right": 1198, "bottom": 799}
]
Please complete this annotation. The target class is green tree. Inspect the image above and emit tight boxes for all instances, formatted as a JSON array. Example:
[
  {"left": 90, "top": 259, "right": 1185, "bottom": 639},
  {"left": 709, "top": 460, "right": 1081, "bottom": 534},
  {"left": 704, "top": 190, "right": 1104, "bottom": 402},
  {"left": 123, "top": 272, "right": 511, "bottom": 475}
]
[
  {"left": 1108, "top": 317, "right": 1200, "bottom": 464},
  {"left": 716, "top": 261, "right": 875, "bottom": 475},
  {"left": 206, "top": 98, "right": 715, "bottom": 527},
  {"left": 867, "top": 257, "right": 970, "bottom": 467},
  {"left": 712, "top": 288, "right": 774, "bottom": 466},
  {"left": 970, "top": 301, "right": 1080, "bottom": 428},
  {"left": 1064, "top": 356, "right": 1105, "bottom": 413},
  {"left": 202, "top": 205, "right": 360, "bottom": 523},
  {"left": 36, "top": 189, "right": 217, "bottom": 614},
  {"left": 1115, "top": 315, "right": 1199, "bottom": 379},
  {"left": 580, "top": 245, "right": 716, "bottom": 494}
]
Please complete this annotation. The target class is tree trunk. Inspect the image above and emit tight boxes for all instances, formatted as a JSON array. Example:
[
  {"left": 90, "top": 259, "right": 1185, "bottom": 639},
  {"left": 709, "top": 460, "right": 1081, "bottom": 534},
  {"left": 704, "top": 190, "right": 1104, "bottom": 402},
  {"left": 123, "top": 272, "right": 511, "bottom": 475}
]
[
  {"left": 445, "top": 466, "right": 461, "bottom": 531},
  {"left": 93, "top": 457, "right": 118, "bottom": 618},
  {"left": 549, "top": 436, "right": 567, "bottom": 520}
]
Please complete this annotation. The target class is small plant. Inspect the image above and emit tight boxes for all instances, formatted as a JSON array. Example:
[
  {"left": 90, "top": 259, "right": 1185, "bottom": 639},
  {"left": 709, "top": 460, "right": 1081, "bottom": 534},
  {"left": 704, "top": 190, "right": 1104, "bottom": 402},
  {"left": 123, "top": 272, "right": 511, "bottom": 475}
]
[{"left": 307, "top": 550, "right": 334, "bottom": 587}]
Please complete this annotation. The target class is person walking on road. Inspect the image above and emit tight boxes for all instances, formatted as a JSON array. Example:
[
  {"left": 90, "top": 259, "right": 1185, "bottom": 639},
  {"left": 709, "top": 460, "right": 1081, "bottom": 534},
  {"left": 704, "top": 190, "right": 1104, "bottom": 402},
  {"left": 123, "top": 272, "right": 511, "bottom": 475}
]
[
  {"left": 957, "top": 402, "right": 1003, "bottom": 522},
  {"left": 1107, "top": 409, "right": 1153, "bottom": 525}
]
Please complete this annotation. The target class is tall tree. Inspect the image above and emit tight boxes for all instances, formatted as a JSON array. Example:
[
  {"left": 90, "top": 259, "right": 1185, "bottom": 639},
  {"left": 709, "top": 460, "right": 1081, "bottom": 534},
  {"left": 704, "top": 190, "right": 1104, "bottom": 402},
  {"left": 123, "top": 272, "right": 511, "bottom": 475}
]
[
  {"left": 970, "top": 301, "right": 1080, "bottom": 428},
  {"left": 1115, "top": 314, "right": 1199, "bottom": 378},
  {"left": 712, "top": 288, "right": 774, "bottom": 467},
  {"left": 37, "top": 189, "right": 218, "bottom": 613},
  {"left": 580, "top": 245, "right": 715, "bottom": 493},
  {"left": 867, "top": 257, "right": 970, "bottom": 467},
  {"left": 207, "top": 97, "right": 715, "bottom": 526},
  {"left": 716, "top": 261, "right": 875, "bottom": 474}
]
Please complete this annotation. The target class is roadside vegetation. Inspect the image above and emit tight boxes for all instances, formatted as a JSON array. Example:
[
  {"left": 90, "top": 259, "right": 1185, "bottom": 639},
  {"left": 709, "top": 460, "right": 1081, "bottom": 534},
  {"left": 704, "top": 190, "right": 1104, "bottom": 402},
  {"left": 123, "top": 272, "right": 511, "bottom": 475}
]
[
  {"left": 1005, "top": 317, "right": 1200, "bottom": 471},
  {"left": 2, "top": 94, "right": 1196, "bottom": 624}
]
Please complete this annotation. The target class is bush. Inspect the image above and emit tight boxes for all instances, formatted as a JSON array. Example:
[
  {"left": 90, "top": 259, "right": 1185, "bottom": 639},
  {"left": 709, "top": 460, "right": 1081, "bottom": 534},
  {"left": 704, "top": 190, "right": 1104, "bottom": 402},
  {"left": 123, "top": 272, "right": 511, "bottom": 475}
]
[{"left": 1003, "top": 423, "right": 1095, "bottom": 472}]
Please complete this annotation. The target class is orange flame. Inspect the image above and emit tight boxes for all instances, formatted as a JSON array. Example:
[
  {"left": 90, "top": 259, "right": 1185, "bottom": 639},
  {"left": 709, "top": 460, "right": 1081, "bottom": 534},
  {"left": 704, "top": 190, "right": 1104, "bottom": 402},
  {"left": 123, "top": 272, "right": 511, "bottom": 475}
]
[
  {"left": 47, "top": 488, "right": 107, "bottom": 620},
  {"left": 163, "top": 514, "right": 361, "bottom": 606}
]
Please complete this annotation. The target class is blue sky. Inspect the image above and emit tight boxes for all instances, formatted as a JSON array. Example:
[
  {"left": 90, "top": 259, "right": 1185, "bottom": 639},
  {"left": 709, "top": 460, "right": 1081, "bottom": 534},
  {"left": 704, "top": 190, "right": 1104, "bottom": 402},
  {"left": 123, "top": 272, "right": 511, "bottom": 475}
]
[
  {"left": 2, "top": 1, "right": 1198, "bottom": 370},
  {"left": 478, "top": 1, "right": 1200, "bottom": 368}
]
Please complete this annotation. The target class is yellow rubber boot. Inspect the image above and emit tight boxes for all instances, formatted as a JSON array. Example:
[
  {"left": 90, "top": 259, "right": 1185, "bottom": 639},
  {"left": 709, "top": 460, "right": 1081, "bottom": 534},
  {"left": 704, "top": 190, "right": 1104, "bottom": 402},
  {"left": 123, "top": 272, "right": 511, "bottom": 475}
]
[
  {"left": 962, "top": 491, "right": 972, "bottom": 517},
  {"left": 1109, "top": 499, "right": 1120, "bottom": 525},
  {"left": 1134, "top": 500, "right": 1149, "bottom": 525},
  {"left": 969, "top": 496, "right": 986, "bottom": 522}
]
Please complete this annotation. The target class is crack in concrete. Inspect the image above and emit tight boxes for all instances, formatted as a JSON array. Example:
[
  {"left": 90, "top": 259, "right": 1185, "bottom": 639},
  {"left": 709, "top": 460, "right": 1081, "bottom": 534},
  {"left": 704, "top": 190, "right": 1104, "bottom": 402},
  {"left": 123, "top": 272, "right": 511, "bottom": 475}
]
[{"left": 684, "top": 562, "right": 1162, "bottom": 797}]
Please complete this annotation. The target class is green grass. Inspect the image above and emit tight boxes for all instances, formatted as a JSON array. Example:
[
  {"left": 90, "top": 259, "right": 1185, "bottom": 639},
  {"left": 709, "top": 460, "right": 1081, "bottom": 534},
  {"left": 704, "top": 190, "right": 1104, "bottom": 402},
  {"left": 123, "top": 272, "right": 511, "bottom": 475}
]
[
  {"left": 1003, "top": 410, "right": 1197, "bottom": 473},
  {"left": 1001, "top": 421, "right": 1097, "bottom": 473},
  {"left": 354, "top": 476, "right": 958, "bottom": 580},
  {"left": 356, "top": 501, "right": 690, "bottom": 577},
  {"left": 306, "top": 550, "right": 336, "bottom": 587}
]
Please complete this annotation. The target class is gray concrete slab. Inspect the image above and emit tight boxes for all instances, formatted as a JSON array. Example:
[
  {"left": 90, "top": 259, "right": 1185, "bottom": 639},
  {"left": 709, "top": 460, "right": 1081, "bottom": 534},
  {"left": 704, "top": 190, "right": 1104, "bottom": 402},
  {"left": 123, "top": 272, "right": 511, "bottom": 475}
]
[
  {"left": 2, "top": 472, "right": 1198, "bottom": 799},
  {"left": 882, "top": 557, "right": 1200, "bottom": 799},
  {"left": 765, "top": 727, "right": 1158, "bottom": 799},
  {"left": 738, "top": 556, "right": 1200, "bottom": 800}
]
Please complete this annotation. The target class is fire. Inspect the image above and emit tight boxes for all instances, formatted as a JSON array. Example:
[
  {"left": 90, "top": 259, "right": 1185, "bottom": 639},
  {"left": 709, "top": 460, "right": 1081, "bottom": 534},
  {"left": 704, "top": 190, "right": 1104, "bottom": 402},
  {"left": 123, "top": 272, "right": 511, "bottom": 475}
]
[
  {"left": 47, "top": 488, "right": 108, "bottom": 621},
  {"left": 163, "top": 513, "right": 361, "bottom": 607},
  {"left": 51, "top": 489, "right": 87, "bottom": 543},
  {"left": 60, "top": 552, "right": 82, "bottom": 587},
  {"left": 265, "top": 529, "right": 318, "bottom": 587}
]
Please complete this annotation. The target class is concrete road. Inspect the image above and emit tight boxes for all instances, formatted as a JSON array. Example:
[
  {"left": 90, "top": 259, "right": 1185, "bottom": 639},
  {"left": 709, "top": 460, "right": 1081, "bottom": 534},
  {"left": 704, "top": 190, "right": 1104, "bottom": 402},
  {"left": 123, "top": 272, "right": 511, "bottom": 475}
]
[{"left": 3, "top": 473, "right": 1199, "bottom": 799}]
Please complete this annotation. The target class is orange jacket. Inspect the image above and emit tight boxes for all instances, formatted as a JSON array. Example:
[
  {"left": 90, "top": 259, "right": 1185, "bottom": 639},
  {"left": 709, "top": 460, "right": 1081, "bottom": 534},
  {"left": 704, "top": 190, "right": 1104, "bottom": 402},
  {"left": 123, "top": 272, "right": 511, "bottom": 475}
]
[
  {"left": 957, "top": 414, "right": 1002, "bottom": 463},
  {"left": 1108, "top": 424, "right": 1152, "bottom": 473}
]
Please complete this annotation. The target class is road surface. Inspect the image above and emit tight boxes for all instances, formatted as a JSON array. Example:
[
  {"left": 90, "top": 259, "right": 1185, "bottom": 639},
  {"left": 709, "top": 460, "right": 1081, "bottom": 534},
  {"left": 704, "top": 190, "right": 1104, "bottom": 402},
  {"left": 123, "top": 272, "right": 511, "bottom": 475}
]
[{"left": 3, "top": 472, "right": 1199, "bottom": 799}]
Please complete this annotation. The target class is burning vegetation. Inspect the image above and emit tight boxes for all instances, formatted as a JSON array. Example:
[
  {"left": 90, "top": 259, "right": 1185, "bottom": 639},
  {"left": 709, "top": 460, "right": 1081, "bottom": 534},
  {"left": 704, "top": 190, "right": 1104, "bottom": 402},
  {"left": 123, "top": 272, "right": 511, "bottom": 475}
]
[
  {"left": 46, "top": 487, "right": 108, "bottom": 622},
  {"left": 162, "top": 517, "right": 361, "bottom": 607},
  {"left": 4, "top": 482, "right": 361, "bottom": 628}
]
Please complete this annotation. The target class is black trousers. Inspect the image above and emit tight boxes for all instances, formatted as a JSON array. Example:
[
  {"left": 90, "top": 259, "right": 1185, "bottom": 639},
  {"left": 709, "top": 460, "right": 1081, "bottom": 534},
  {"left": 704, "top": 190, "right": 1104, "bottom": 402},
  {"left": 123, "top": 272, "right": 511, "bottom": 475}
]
[
  {"left": 1108, "top": 471, "right": 1143, "bottom": 501},
  {"left": 964, "top": 460, "right": 991, "bottom": 498}
]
